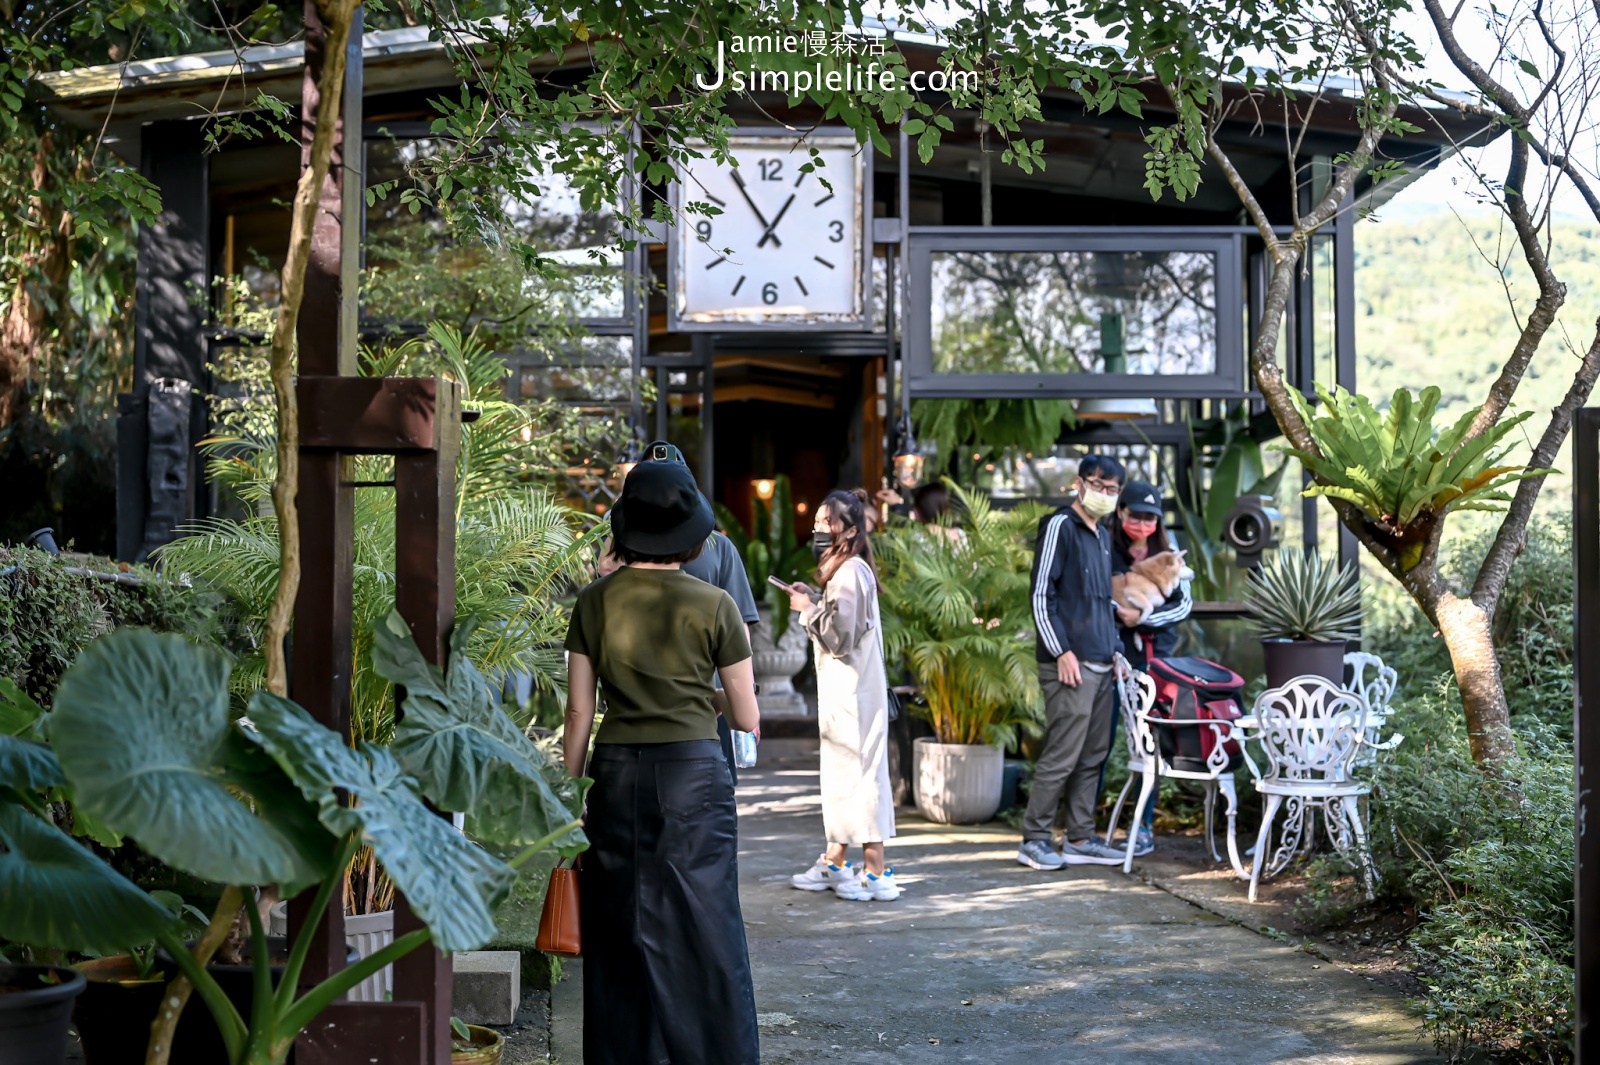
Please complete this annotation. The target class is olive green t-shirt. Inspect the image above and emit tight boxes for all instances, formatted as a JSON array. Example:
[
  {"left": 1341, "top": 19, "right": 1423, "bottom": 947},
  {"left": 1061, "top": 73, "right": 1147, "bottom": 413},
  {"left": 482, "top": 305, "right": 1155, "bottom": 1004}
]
[{"left": 564, "top": 566, "right": 753, "bottom": 745}]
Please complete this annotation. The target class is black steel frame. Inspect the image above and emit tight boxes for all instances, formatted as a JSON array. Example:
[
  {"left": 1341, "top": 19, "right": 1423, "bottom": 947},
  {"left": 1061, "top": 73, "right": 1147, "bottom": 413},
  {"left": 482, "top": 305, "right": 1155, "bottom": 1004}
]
[
  {"left": 1576, "top": 406, "right": 1599, "bottom": 1062},
  {"left": 902, "top": 227, "right": 1248, "bottom": 399}
]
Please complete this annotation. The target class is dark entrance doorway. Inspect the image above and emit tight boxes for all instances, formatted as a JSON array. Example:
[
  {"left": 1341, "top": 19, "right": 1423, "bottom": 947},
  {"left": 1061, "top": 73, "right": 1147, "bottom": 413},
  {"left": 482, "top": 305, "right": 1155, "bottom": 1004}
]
[{"left": 710, "top": 350, "right": 885, "bottom": 538}]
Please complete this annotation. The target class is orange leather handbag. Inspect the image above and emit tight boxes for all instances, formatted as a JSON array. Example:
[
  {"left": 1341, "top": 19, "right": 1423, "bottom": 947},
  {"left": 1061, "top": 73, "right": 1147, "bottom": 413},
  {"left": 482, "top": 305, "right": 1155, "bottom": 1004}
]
[{"left": 535, "top": 857, "right": 581, "bottom": 956}]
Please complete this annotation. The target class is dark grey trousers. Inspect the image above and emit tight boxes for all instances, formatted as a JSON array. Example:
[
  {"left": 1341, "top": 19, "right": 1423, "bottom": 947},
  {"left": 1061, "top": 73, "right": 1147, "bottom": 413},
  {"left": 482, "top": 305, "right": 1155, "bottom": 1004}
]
[{"left": 1022, "top": 662, "right": 1115, "bottom": 842}]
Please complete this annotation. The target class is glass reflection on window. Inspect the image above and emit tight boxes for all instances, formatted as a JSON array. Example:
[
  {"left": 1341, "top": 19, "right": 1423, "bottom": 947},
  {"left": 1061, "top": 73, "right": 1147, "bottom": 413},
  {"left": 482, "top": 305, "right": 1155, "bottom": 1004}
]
[{"left": 929, "top": 250, "right": 1218, "bottom": 375}]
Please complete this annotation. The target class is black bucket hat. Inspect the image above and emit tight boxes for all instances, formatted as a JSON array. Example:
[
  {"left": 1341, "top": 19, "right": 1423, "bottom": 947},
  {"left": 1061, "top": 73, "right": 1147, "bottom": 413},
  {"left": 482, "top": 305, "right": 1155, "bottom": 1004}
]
[
  {"left": 1119, "top": 480, "right": 1164, "bottom": 517},
  {"left": 612, "top": 460, "right": 714, "bottom": 555}
]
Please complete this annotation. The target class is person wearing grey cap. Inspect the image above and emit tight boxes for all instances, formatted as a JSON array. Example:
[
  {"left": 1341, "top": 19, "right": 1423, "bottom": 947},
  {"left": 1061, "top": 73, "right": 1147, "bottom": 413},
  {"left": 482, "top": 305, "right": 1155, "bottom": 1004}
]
[{"left": 563, "top": 458, "right": 762, "bottom": 1065}]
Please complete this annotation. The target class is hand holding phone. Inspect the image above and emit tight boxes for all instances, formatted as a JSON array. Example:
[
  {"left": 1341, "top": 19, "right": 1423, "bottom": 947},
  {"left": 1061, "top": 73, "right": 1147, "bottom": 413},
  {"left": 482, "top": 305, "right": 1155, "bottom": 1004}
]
[{"left": 766, "top": 575, "right": 796, "bottom": 592}]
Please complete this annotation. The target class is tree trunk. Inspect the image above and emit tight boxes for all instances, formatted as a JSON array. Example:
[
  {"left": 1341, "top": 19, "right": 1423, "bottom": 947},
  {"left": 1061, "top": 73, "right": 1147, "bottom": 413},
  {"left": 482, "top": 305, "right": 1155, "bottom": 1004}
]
[{"left": 1434, "top": 591, "right": 1516, "bottom": 765}]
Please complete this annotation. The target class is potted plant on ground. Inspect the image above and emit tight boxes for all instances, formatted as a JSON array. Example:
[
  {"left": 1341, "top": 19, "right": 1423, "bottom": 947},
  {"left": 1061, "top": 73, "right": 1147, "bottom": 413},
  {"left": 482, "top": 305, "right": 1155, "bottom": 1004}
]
[
  {"left": 876, "top": 484, "right": 1046, "bottom": 824},
  {"left": 713, "top": 476, "right": 814, "bottom": 716},
  {"left": 0, "top": 611, "right": 586, "bottom": 1065},
  {"left": 1241, "top": 547, "right": 1362, "bottom": 687},
  {"left": 0, "top": 963, "right": 87, "bottom": 1062}
]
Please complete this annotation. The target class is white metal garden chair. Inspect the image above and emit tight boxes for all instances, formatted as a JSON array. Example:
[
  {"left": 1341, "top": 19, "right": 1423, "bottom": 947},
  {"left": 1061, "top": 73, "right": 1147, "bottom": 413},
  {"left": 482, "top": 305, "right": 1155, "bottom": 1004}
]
[
  {"left": 1345, "top": 651, "right": 1403, "bottom": 764},
  {"left": 1242, "top": 675, "right": 1376, "bottom": 902},
  {"left": 1107, "top": 655, "right": 1248, "bottom": 878}
]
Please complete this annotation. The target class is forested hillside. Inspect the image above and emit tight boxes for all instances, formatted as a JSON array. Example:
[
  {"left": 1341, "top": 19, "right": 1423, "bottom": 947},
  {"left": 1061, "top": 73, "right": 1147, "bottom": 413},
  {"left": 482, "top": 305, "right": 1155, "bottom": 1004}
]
[{"left": 1354, "top": 210, "right": 1600, "bottom": 509}]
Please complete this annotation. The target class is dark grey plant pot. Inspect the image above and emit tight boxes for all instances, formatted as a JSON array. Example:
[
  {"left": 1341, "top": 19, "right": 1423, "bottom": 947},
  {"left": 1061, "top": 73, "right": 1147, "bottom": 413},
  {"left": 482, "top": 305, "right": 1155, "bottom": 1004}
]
[
  {"left": 0, "top": 964, "right": 87, "bottom": 1065},
  {"left": 1261, "top": 639, "right": 1347, "bottom": 689}
]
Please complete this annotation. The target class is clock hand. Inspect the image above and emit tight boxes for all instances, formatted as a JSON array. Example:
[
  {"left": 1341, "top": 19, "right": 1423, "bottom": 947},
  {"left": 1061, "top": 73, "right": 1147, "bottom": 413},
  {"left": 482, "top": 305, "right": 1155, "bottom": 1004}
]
[
  {"left": 729, "top": 171, "right": 779, "bottom": 247},
  {"left": 756, "top": 194, "right": 796, "bottom": 249}
]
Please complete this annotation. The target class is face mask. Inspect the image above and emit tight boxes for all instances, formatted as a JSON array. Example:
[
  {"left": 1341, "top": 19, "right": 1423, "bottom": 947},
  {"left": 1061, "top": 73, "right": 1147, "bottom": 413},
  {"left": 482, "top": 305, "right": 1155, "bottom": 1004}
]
[
  {"left": 811, "top": 530, "right": 833, "bottom": 560},
  {"left": 1079, "top": 488, "right": 1119, "bottom": 520}
]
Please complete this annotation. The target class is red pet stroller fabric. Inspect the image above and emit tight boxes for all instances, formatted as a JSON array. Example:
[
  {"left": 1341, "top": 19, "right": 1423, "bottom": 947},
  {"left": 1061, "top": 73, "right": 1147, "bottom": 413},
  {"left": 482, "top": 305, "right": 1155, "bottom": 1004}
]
[{"left": 1144, "top": 655, "right": 1246, "bottom": 772}]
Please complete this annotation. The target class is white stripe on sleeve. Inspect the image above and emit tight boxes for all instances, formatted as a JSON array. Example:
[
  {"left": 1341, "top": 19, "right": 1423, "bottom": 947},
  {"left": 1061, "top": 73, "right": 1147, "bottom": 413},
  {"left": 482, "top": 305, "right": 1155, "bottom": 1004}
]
[{"left": 1032, "top": 514, "right": 1069, "bottom": 659}]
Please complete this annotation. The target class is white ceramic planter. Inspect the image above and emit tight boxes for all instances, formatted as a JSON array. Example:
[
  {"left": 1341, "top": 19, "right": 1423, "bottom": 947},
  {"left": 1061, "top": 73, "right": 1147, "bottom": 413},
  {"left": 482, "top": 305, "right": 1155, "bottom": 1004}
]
[
  {"left": 268, "top": 901, "right": 395, "bottom": 1002},
  {"left": 913, "top": 738, "right": 1004, "bottom": 824}
]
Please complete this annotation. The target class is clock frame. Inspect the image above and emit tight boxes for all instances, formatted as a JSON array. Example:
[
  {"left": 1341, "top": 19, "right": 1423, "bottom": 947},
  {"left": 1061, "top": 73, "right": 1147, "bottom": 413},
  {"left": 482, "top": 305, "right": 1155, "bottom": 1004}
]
[{"left": 667, "top": 129, "right": 873, "bottom": 332}]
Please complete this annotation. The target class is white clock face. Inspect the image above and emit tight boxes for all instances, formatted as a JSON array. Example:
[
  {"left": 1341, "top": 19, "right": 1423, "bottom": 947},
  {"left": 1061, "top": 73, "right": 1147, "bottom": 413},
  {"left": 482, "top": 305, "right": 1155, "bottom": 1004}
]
[{"left": 674, "top": 135, "right": 865, "bottom": 328}]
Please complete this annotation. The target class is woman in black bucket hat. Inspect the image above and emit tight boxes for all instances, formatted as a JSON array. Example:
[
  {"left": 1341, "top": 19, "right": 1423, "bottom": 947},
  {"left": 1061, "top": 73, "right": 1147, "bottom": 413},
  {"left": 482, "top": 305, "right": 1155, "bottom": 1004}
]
[{"left": 562, "top": 458, "right": 762, "bottom": 1065}]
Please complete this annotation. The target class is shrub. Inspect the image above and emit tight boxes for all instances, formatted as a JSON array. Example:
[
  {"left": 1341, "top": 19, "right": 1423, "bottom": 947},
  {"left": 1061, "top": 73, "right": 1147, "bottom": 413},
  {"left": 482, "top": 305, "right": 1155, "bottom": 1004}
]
[
  {"left": 1307, "top": 682, "right": 1573, "bottom": 1061},
  {"left": 0, "top": 547, "right": 218, "bottom": 706}
]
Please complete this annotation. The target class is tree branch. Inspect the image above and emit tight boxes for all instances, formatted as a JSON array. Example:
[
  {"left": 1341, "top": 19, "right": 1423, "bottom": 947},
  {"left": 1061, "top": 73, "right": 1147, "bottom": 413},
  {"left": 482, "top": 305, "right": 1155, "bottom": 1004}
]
[
  {"left": 262, "top": 0, "right": 361, "bottom": 698},
  {"left": 1472, "top": 320, "right": 1600, "bottom": 607}
]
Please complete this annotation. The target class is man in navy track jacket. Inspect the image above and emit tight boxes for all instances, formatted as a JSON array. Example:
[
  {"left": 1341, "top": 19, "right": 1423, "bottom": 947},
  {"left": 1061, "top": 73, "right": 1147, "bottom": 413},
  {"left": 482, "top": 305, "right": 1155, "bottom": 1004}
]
[{"left": 1016, "top": 454, "right": 1130, "bottom": 871}]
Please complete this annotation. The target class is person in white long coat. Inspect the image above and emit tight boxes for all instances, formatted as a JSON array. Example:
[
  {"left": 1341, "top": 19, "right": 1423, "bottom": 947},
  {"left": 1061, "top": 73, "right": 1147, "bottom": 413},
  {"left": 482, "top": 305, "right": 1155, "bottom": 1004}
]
[{"left": 783, "top": 489, "right": 899, "bottom": 902}]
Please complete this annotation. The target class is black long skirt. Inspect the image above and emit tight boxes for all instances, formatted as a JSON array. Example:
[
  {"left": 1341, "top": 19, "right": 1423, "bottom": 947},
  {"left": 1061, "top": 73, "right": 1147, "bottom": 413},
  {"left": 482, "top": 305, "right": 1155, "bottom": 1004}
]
[{"left": 581, "top": 739, "right": 760, "bottom": 1065}]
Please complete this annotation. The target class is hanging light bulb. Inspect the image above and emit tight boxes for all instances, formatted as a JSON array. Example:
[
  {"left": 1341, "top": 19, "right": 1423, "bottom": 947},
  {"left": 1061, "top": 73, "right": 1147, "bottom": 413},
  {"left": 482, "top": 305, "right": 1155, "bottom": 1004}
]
[
  {"left": 892, "top": 414, "right": 925, "bottom": 490},
  {"left": 752, "top": 479, "right": 776, "bottom": 501}
]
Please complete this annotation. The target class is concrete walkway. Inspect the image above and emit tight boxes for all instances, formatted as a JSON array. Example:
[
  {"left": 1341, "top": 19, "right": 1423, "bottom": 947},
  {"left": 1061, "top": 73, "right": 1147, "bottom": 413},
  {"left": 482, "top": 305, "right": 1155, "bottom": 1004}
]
[{"left": 550, "top": 759, "right": 1439, "bottom": 1064}]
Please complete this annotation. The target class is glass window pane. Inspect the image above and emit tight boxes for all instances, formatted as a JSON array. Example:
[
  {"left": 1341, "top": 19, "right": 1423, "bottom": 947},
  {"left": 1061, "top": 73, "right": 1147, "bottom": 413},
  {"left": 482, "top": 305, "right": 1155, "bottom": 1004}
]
[{"left": 929, "top": 250, "right": 1218, "bottom": 376}]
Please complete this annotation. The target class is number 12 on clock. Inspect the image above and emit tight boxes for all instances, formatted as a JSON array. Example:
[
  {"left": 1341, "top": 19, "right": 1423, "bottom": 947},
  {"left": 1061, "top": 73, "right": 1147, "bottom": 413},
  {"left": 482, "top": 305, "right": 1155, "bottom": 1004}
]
[{"left": 670, "top": 133, "right": 870, "bottom": 331}]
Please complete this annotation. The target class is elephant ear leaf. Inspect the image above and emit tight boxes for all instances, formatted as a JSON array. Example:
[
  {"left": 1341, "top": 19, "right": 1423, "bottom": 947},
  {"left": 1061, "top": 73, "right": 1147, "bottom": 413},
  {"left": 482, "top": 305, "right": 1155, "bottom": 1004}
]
[
  {"left": 377, "top": 612, "right": 588, "bottom": 854},
  {"left": 246, "top": 691, "right": 516, "bottom": 953},
  {"left": 0, "top": 678, "right": 45, "bottom": 739},
  {"left": 0, "top": 805, "right": 177, "bottom": 954},
  {"left": 51, "top": 628, "right": 316, "bottom": 889},
  {"left": 0, "top": 735, "right": 64, "bottom": 792}
]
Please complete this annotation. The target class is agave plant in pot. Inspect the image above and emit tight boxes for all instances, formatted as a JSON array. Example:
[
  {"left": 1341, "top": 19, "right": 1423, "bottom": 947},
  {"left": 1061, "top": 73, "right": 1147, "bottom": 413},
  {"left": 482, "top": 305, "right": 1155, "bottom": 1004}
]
[
  {"left": 1242, "top": 547, "right": 1362, "bottom": 687},
  {"left": 876, "top": 485, "right": 1045, "bottom": 824}
]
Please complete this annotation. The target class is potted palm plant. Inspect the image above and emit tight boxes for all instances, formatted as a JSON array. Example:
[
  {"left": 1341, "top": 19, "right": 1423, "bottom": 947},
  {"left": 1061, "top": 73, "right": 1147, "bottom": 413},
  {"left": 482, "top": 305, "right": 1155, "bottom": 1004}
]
[
  {"left": 876, "top": 484, "right": 1045, "bottom": 824},
  {"left": 1242, "top": 547, "right": 1362, "bottom": 687},
  {"left": 0, "top": 613, "right": 586, "bottom": 1065},
  {"left": 713, "top": 476, "right": 814, "bottom": 715}
]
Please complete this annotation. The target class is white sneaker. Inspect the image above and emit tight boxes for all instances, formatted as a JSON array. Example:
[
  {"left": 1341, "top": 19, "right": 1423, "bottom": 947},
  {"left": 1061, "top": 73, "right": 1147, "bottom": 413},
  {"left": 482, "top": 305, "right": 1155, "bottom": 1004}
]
[
  {"left": 860, "top": 868, "right": 901, "bottom": 901},
  {"left": 791, "top": 855, "right": 857, "bottom": 893},
  {"left": 832, "top": 871, "right": 874, "bottom": 902}
]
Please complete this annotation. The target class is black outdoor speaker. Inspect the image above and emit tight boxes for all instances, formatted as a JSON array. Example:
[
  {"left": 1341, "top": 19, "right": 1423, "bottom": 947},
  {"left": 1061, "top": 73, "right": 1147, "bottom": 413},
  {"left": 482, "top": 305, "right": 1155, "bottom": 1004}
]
[{"left": 1223, "top": 495, "right": 1282, "bottom": 569}]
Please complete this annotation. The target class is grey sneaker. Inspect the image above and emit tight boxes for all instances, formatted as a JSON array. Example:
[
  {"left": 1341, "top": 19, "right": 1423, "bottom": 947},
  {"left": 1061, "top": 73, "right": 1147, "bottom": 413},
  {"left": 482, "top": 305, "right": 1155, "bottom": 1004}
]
[
  {"left": 1134, "top": 827, "right": 1155, "bottom": 857},
  {"left": 1017, "top": 839, "right": 1066, "bottom": 870},
  {"left": 1060, "top": 838, "right": 1127, "bottom": 866}
]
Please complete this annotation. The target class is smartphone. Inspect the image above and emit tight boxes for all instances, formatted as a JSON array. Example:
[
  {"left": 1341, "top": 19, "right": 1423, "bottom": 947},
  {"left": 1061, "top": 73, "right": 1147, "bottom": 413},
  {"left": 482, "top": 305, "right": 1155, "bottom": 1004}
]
[{"left": 766, "top": 575, "right": 794, "bottom": 591}]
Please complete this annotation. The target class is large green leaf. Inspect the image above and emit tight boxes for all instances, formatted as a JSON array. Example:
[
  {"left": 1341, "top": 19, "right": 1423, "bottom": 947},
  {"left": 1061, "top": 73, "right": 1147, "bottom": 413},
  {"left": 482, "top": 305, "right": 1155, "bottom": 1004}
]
[
  {"left": 0, "top": 678, "right": 45, "bottom": 738},
  {"left": 374, "top": 612, "right": 588, "bottom": 854},
  {"left": 246, "top": 691, "right": 516, "bottom": 953},
  {"left": 0, "top": 735, "right": 64, "bottom": 792},
  {"left": 51, "top": 628, "right": 321, "bottom": 890},
  {"left": 0, "top": 805, "right": 177, "bottom": 954}
]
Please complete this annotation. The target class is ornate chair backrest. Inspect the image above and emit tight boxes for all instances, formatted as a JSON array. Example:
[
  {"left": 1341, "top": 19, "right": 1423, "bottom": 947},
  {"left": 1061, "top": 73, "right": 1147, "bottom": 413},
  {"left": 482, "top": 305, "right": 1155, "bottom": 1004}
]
[
  {"left": 1252, "top": 675, "right": 1370, "bottom": 785},
  {"left": 1112, "top": 653, "right": 1158, "bottom": 765},
  {"left": 1344, "top": 652, "right": 1397, "bottom": 718}
]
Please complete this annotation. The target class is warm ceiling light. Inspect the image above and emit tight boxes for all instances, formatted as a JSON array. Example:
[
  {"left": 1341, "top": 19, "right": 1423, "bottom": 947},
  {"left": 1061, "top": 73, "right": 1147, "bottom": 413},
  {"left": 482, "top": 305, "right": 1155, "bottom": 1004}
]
[
  {"left": 796, "top": 501, "right": 808, "bottom": 514},
  {"left": 753, "top": 479, "right": 775, "bottom": 501}
]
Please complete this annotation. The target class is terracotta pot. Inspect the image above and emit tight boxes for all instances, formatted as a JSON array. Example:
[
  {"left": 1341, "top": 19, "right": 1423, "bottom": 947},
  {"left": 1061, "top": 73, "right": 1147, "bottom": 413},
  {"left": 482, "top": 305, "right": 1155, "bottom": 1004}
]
[
  {"left": 452, "top": 1023, "right": 505, "bottom": 1064},
  {"left": 1261, "top": 639, "right": 1347, "bottom": 689},
  {"left": 0, "top": 964, "right": 86, "bottom": 1065},
  {"left": 913, "top": 738, "right": 1003, "bottom": 824},
  {"left": 71, "top": 956, "right": 170, "bottom": 1065},
  {"left": 270, "top": 900, "right": 395, "bottom": 1002}
]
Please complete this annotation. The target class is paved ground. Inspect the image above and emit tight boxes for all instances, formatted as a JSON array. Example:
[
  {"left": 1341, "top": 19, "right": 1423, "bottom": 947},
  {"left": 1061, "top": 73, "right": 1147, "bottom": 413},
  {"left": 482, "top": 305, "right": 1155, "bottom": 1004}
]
[{"left": 549, "top": 759, "right": 1439, "bottom": 1064}]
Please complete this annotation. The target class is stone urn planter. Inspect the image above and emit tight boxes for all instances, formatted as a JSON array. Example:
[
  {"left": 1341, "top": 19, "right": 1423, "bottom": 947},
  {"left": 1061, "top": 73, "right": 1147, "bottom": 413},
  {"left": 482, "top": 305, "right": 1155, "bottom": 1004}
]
[
  {"left": 913, "top": 738, "right": 1004, "bottom": 824},
  {"left": 750, "top": 603, "right": 809, "bottom": 715},
  {"left": 270, "top": 900, "right": 394, "bottom": 1002}
]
